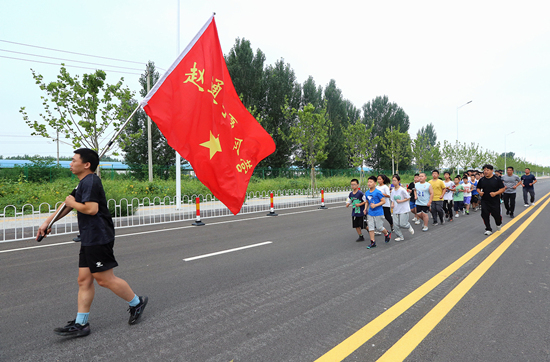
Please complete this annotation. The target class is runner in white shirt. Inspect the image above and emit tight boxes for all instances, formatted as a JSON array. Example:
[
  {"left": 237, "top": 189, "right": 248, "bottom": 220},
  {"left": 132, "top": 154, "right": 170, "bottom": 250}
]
[
  {"left": 443, "top": 171, "right": 454, "bottom": 221},
  {"left": 390, "top": 175, "right": 415, "bottom": 241},
  {"left": 462, "top": 175, "right": 472, "bottom": 215}
]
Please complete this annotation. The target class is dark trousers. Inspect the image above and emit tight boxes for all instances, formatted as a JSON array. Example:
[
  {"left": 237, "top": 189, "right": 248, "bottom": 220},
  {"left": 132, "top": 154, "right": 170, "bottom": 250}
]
[
  {"left": 383, "top": 206, "right": 393, "bottom": 229},
  {"left": 502, "top": 193, "right": 516, "bottom": 214},
  {"left": 443, "top": 200, "right": 454, "bottom": 219},
  {"left": 431, "top": 201, "right": 444, "bottom": 223},
  {"left": 523, "top": 188, "right": 535, "bottom": 204},
  {"left": 481, "top": 200, "right": 502, "bottom": 231}
]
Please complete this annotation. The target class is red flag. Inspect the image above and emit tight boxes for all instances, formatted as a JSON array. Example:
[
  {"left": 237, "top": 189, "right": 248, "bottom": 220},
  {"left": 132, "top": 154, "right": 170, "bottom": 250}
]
[{"left": 141, "top": 16, "right": 275, "bottom": 215}]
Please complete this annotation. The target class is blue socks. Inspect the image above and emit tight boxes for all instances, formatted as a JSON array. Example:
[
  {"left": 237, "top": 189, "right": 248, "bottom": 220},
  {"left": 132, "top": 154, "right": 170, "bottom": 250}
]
[
  {"left": 76, "top": 312, "right": 89, "bottom": 325},
  {"left": 128, "top": 294, "right": 140, "bottom": 307}
]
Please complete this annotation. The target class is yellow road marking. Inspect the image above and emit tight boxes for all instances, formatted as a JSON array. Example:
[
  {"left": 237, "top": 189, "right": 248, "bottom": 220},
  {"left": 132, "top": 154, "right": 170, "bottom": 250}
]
[
  {"left": 377, "top": 193, "right": 550, "bottom": 361},
  {"left": 315, "top": 191, "right": 550, "bottom": 362}
]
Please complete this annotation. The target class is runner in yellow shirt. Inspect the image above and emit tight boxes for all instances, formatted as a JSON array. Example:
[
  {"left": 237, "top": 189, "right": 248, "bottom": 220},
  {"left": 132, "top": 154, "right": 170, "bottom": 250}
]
[{"left": 428, "top": 169, "right": 446, "bottom": 225}]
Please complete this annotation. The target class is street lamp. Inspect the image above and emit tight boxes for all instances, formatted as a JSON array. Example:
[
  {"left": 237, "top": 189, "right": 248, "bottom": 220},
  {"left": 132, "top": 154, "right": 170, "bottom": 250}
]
[
  {"left": 504, "top": 131, "right": 515, "bottom": 171},
  {"left": 456, "top": 100, "right": 472, "bottom": 141}
]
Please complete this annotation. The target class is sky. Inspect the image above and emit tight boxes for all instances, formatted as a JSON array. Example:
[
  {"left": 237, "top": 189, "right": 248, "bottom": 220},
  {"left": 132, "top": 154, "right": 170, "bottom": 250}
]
[{"left": 1, "top": 0, "right": 549, "bottom": 168}]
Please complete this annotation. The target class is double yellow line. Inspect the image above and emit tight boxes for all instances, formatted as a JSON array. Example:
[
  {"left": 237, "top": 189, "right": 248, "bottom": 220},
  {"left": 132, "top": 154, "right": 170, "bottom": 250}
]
[{"left": 316, "top": 191, "right": 550, "bottom": 362}]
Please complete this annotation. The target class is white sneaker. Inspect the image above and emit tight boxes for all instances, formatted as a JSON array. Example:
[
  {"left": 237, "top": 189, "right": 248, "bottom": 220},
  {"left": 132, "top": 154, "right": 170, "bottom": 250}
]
[
  {"left": 455, "top": 213, "right": 459, "bottom": 218},
  {"left": 530, "top": 203, "right": 535, "bottom": 206},
  {"left": 462, "top": 210, "right": 466, "bottom": 215},
  {"left": 422, "top": 226, "right": 428, "bottom": 232},
  {"left": 497, "top": 225, "right": 502, "bottom": 231},
  {"left": 414, "top": 219, "right": 421, "bottom": 225},
  {"left": 524, "top": 204, "right": 529, "bottom": 207},
  {"left": 374, "top": 231, "right": 382, "bottom": 235},
  {"left": 409, "top": 226, "right": 415, "bottom": 235},
  {"left": 412, "top": 217, "right": 418, "bottom": 222},
  {"left": 395, "top": 237, "right": 404, "bottom": 241},
  {"left": 484, "top": 230, "right": 493, "bottom": 236}
]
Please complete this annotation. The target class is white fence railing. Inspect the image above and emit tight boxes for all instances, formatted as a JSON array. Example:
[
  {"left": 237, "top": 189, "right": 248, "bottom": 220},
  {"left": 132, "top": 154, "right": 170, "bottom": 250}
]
[{"left": 1, "top": 188, "right": 349, "bottom": 243}]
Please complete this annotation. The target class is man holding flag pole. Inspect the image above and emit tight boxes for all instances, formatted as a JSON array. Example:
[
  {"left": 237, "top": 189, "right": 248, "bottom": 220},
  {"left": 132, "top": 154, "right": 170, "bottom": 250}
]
[{"left": 37, "top": 14, "right": 275, "bottom": 338}]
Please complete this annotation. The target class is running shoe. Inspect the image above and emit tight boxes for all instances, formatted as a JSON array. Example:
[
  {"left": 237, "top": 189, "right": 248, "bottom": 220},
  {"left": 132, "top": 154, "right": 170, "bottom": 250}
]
[
  {"left": 54, "top": 320, "right": 90, "bottom": 337},
  {"left": 524, "top": 204, "right": 529, "bottom": 207},
  {"left": 433, "top": 222, "right": 439, "bottom": 226},
  {"left": 466, "top": 210, "right": 469, "bottom": 215},
  {"left": 385, "top": 232, "right": 392, "bottom": 243},
  {"left": 530, "top": 203, "right": 535, "bottom": 206},
  {"left": 356, "top": 235, "right": 365, "bottom": 242},
  {"left": 128, "top": 296, "right": 148, "bottom": 325},
  {"left": 455, "top": 213, "right": 459, "bottom": 218},
  {"left": 510, "top": 213, "right": 514, "bottom": 218},
  {"left": 409, "top": 226, "right": 415, "bottom": 234},
  {"left": 484, "top": 230, "right": 493, "bottom": 236},
  {"left": 367, "top": 241, "right": 377, "bottom": 249},
  {"left": 506, "top": 210, "right": 510, "bottom": 215},
  {"left": 395, "top": 237, "right": 404, "bottom": 241},
  {"left": 422, "top": 226, "right": 428, "bottom": 232},
  {"left": 374, "top": 231, "right": 382, "bottom": 235},
  {"left": 497, "top": 225, "right": 502, "bottom": 231},
  {"left": 73, "top": 235, "right": 81, "bottom": 242},
  {"left": 414, "top": 219, "right": 421, "bottom": 225},
  {"left": 412, "top": 217, "right": 418, "bottom": 222}
]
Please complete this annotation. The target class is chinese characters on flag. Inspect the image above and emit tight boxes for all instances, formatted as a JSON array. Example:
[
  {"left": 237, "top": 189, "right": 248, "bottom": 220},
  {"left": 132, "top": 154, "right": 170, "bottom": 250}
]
[{"left": 140, "top": 16, "right": 275, "bottom": 215}]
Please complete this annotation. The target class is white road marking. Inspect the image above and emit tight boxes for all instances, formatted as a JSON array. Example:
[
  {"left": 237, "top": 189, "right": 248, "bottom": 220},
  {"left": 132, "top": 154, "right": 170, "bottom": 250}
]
[
  {"left": 183, "top": 241, "right": 273, "bottom": 262},
  {"left": 0, "top": 206, "right": 344, "bottom": 254}
]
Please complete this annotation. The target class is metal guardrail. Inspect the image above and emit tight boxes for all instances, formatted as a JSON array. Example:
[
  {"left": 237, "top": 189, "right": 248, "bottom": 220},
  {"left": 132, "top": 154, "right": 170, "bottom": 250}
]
[{"left": 1, "top": 188, "right": 349, "bottom": 243}]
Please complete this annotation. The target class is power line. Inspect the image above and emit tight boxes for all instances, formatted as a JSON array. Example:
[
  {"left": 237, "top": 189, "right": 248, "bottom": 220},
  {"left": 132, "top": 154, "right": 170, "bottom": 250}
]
[
  {"left": 0, "top": 49, "right": 145, "bottom": 71},
  {"left": 0, "top": 39, "right": 144, "bottom": 65},
  {"left": 0, "top": 55, "right": 141, "bottom": 75}
]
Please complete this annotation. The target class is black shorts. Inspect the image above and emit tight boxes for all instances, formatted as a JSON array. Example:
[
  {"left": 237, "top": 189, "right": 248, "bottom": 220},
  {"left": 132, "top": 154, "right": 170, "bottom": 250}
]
[
  {"left": 416, "top": 205, "right": 430, "bottom": 214},
  {"left": 79, "top": 241, "right": 118, "bottom": 273},
  {"left": 352, "top": 216, "right": 365, "bottom": 229},
  {"left": 471, "top": 194, "right": 479, "bottom": 203}
]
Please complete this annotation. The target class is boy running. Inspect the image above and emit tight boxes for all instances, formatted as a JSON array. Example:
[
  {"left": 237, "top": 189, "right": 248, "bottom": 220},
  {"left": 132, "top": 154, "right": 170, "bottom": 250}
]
[
  {"left": 452, "top": 176, "right": 465, "bottom": 218},
  {"left": 414, "top": 172, "right": 433, "bottom": 232},
  {"left": 346, "top": 178, "right": 367, "bottom": 242},
  {"left": 37, "top": 149, "right": 148, "bottom": 338},
  {"left": 428, "top": 170, "right": 446, "bottom": 225},
  {"left": 470, "top": 174, "right": 479, "bottom": 211},
  {"left": 462, "top": 175, "right": 472, "bottom": 215},
  {"left": 363, "top": 176, "right": 391, "bottom": 248},
  {"left": 407, "top": 174, "right": 420, "bottom": 224},
  {"left": 477, "top": 164, "right": 505, "bottom": 235},
  {"left": 443, "top": 171, "right": 454, "bottom": 221},
  {"left": 391, "top": 175, "right": 415, "bottom": 241}
]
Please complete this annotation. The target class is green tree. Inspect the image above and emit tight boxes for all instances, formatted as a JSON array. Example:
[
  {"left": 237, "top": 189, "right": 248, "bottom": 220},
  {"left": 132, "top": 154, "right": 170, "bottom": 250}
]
[
  {"left": 321, "top": 80, "right": 350, "bottom": 169},
  {"left": 362, "top": 95, "right": 411, "bottom": 170},
  {"left": 380, "top": 126, "right": 410, "bottom": 175},
  {"left": 21, "top": 65, "right": 135, "bottom": 156},
  {"left": 411, "top": 134, "right": 430, "bottom": 172},
  {"left": 344, "top": 121, "right": 374, "bottom": 186},
  {"left": 284, "top": 103, "right": 331, "bottom": 189},
  {"left": 442, "top": 140, "right": 460, "bottom": 175},
  {"left": 416, "top": 123, "right": 438, "bottom": 170},
  {"left": 225, "top": 38, "right": 265, "bottom": 109},
  {"left": 258, "top": 59, "right": 302, "bottom": 170}
]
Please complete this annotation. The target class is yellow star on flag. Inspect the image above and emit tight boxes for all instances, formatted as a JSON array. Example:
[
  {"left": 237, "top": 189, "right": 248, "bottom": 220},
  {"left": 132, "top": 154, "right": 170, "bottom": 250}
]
[{"left": 200, "top": 131, "right": 222, "bottom": 160}]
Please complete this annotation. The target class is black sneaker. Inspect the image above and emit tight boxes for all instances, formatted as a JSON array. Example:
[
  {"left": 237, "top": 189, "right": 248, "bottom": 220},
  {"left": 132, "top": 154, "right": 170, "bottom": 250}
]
[
  {"left": 356, "top": 235, "right": 365, "bottom": 242},
  {"left": 385, "top": 232, "right": 392, "bottom": 243},
  {"left": 54, "top": 320, "right": 90, "bottom": 337},
  {"left": 510, "top": 213, "right": 514, "bottom": 218},
  {"left": 128, "top": 296, "right": 148, "bottom": 325},
  {"left": 367, "top": 241, "right": 377, "bottom": 249},
  {"left": 506, "top": 210, "right": 510, "bottom": 215},
  {"left": 433, "top": 222, "right": 439, "bottom": 226},
  {"left": 73, "top": 234, "right": 81, "bottom": 242}
]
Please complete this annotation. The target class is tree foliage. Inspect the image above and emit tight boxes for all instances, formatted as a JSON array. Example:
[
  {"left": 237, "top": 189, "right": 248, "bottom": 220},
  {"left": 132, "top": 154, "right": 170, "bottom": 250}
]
[{"left": 21, "top": 65, "right": 135, "bottom": 155}]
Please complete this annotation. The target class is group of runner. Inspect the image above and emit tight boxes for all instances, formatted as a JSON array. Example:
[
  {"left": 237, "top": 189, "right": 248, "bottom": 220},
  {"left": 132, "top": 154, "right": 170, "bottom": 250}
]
[{"left": 347, "top": 165, "right": 538, "bottom": 248}]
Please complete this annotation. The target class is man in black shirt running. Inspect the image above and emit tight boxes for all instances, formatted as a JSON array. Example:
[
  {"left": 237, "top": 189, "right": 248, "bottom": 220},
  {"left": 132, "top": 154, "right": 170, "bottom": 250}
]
[
  {"left": 37, "top": 148, "right": 148, "bottom": 337},
  {"left": 476, "top": 164, "right": 506, "bottom": 236}
]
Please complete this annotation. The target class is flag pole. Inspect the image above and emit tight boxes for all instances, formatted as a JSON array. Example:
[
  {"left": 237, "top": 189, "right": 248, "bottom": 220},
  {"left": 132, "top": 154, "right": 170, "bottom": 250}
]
[
  {"left": 175, "top": 0, "right": 182, "bottom": 210},
  {"left": 98, "top": 104, "right": 141, "bottom": 159}
]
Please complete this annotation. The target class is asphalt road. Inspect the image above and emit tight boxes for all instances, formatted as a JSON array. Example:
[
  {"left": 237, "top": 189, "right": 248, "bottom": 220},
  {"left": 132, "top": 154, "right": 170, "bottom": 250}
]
[{"left": 1, "top": 179, "right": 549, "bottom": 362}]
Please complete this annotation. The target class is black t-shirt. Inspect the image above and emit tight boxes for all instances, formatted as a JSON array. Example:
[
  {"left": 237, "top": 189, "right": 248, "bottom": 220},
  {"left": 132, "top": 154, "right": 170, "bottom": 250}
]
[
  {"left": 521, "top": 174, "right": 536, "bottom": 190},
  {"left": 477, "top": 175, "right": 505, "bottom": 204},
  {"left": 407, "top": 182, "right": 416, "bottom": 202},
  {"left": 75, "top": 173, "right": 115, "bottom": 246}
]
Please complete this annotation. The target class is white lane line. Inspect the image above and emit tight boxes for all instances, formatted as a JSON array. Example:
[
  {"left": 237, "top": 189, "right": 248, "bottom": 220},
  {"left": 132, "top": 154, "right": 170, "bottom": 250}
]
[
  {"left": 0, "top": 206, "right": 344, "bottom": 254},
  {"left": 183, "top": 241, "right": 273, "bottom": 261},
  {"left": 0, "top": 241, "right": 74, "bottom": 253}
]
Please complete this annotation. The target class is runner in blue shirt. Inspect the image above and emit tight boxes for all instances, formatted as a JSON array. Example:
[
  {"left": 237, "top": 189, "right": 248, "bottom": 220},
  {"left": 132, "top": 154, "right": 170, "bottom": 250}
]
[{"left": 363, "top": 176, "right": 391, "bottom": 249}]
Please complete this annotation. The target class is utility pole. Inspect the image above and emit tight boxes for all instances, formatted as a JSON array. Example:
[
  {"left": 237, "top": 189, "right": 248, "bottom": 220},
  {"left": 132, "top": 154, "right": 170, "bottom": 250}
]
[{"left": 147, "top": 71, "right": 153, "bottom": 182}]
